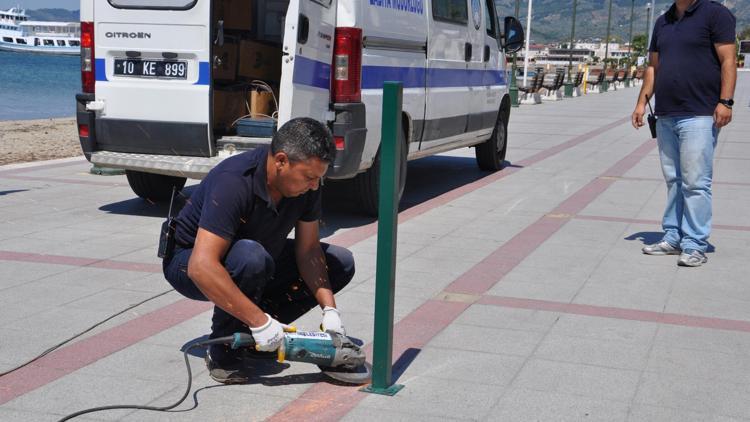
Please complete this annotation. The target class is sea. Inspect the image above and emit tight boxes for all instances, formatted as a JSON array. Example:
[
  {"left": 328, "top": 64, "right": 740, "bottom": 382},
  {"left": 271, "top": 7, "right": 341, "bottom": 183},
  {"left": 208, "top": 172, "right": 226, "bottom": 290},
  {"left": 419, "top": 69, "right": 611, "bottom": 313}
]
[{"left": 0, "top": 50, "right": 80, "bottom": 121}]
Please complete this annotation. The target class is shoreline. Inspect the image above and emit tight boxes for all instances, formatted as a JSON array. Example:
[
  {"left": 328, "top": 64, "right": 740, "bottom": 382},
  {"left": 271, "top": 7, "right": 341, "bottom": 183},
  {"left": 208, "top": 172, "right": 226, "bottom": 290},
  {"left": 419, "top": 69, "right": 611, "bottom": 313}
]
[{"left": 0, "top": 117, "right": 82, "bottom": 165}]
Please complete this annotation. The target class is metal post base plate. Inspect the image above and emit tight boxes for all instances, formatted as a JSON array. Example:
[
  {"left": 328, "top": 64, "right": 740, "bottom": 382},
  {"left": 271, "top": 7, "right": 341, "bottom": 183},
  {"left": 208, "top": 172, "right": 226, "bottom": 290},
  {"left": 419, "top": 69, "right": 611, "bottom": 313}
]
[{"left": 361, "top": 383, "right": 404, "bottom": 396}]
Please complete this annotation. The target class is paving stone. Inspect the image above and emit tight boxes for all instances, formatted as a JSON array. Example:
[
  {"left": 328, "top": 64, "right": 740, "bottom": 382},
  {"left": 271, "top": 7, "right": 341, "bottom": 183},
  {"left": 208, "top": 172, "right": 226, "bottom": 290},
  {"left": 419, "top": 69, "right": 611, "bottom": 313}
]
[
  {"left": 356, "top": 375, "right": 506, "bottom": 420},
  {"left": 511, "top": 358, "right": 641, "bottom": 401},
  {"left": 627, "top": 404, "right": 750, "bottom": 422},
  {"left": 429, "top": 323, "right": 545, "bottom": 357},
  {"left": 485, "top": 388, "right": 630, "bottom": 422}
]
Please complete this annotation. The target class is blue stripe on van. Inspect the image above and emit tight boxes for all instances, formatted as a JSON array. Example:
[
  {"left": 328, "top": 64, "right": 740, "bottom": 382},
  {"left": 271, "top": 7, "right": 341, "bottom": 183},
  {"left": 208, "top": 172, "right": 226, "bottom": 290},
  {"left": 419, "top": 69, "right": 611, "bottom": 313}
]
[
  {"left": 362, "top": 66, "right": 426, "bottom": 89},
  {"left": 196, "top": 62, "right": 210, "bottom": 85},
  {"left": 363, "top": 65, "right": 507, "bottom": 89},
  {"left": 293, "top": 55, "right": 331, "bottom": 90},
  {"left": 95, "top": 58, "right": 107, "bottom": 81}
]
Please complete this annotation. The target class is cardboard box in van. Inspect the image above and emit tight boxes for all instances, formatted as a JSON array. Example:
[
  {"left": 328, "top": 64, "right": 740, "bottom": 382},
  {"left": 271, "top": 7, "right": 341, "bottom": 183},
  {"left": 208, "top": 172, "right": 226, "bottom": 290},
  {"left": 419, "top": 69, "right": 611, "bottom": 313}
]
[
  {"left": 213, "top": 88, "right": 248, "bottom": 130},
  {"left": 250, "top": 89, "right": 276, "bottom": 118},
  {"left": 212, "top": 41, "right": 238, "bottom": 81},
  {"left": 238, "top": 40, "right": 282, "bottom": 81},
  {"left": 216, "top": 0, "right": 253, "bottom": 32}
]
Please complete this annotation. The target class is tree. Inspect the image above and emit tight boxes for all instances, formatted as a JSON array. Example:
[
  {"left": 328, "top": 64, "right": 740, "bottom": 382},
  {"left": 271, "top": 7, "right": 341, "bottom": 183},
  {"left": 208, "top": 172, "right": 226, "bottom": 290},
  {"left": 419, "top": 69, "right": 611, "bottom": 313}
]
[
  {"left": 739, "top": 26, "right": 750, "bottom": 41},
  {"left": 631, "top": 33, "right": 648, "bottom": 58}
]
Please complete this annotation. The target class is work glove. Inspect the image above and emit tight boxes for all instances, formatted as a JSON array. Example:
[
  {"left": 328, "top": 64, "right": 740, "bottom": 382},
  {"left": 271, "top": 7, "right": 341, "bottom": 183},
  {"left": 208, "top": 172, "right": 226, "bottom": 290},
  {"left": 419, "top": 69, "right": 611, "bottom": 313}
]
[
  {"left": 321, "top": 306, "right": 346, "bottom": 336},
  {"left": 250, "top": 313, "right": 294, "bottom": 352}
]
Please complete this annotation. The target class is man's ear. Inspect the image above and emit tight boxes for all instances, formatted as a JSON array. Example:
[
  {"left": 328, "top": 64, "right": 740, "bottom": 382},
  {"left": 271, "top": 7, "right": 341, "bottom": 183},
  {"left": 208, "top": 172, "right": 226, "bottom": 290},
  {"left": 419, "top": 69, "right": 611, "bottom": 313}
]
[{"left": 273, "top": 152, "right": 289, "bottom": 170}]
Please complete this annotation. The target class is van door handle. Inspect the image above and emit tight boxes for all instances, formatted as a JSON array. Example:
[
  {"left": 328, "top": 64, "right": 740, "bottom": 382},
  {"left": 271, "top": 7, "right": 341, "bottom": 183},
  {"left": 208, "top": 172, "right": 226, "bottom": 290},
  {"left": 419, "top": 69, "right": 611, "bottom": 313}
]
[
  {"left": 465, "top": 42, "right": 472, "bottom": 62},
  {"left": 484, "top": 45, "right": 490, "bottom": 62}
]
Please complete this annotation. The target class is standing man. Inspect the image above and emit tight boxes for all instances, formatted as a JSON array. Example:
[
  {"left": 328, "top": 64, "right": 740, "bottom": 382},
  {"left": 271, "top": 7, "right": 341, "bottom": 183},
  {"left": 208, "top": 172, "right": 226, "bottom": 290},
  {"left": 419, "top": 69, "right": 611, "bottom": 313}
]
[
  {"left": 632, "top": 0, "right": 736, "bottom": 267},
  {"left": 163, "top": 118, "right": 355, "bottom": 383}
]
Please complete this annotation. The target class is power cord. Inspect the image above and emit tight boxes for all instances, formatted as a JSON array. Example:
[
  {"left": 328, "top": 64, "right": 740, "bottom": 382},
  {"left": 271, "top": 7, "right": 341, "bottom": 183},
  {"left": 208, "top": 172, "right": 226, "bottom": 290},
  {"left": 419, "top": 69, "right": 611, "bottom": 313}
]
[
  {"left": 57, "top": 336, "right": 236, "bottom": 421},
  {"left": 0, "top": 289, "right": 174, "bottom": 378}
]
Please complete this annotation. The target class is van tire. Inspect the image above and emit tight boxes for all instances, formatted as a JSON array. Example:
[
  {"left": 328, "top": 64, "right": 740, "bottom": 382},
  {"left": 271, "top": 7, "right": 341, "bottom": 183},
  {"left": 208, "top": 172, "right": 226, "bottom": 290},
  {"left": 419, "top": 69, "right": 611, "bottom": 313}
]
[
  {"left": 475, "top": 112, "right": 508, "bottom": 171},
  {"left": 355, "top": 130, "right": 408, "bottom": 217},
  {"left": 125, "top": 170, "right": 186, "bottom": 202}
]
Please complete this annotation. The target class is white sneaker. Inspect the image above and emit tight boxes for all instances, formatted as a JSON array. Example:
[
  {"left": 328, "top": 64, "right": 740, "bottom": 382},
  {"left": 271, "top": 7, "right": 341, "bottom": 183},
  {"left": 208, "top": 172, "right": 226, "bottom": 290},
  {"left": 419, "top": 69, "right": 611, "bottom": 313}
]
[{"left": 642, "top": 241, "right": 681, "bottom": 256}]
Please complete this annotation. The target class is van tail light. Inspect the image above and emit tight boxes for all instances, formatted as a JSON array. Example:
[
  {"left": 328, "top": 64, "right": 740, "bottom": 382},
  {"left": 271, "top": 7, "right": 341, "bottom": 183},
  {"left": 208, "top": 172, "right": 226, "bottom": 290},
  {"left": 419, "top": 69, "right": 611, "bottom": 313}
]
[
  {"left": 78, "top": 124, "right": 90, "bottom": 138},
  {"left": 81, "top": 21, "right": 95, "bottom": 94},
  {"left": 334, "top": 136, "right": 345, "bottom": 150},
  {"left": 331, "top": 27, "right": 362, "bottom": 103}
]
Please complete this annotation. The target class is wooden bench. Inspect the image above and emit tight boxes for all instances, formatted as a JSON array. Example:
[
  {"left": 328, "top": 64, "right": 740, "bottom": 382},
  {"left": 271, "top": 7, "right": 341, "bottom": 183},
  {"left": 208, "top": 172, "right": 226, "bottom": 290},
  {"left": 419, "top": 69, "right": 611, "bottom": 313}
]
[{"left": 519, "top": 71, "right": 545, "bottom": 104}]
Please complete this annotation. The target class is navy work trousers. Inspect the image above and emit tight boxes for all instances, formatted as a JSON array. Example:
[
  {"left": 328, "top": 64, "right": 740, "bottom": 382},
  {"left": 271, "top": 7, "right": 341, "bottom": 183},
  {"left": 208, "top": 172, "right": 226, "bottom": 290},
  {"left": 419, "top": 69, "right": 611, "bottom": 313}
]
[{"left": 162, "top": 239, "right": 354, "bottom": 339}]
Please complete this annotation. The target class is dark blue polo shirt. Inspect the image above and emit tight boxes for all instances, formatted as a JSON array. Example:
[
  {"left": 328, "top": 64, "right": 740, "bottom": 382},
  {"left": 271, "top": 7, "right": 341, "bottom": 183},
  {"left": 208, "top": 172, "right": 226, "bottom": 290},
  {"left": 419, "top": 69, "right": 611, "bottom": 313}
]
[
  {"left": 649, "top": 0, "right": 735, "bottom": 117},
  {"left": 174, "top": 146, "right": 321, "bottom": 259}
]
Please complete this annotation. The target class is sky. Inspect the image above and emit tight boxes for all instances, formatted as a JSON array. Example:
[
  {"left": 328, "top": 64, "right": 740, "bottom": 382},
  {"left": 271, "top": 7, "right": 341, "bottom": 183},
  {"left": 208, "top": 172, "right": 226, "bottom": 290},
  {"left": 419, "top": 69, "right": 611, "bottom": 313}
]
[{"left": 0, "top": 0, "right": 78, "bottom": 10}]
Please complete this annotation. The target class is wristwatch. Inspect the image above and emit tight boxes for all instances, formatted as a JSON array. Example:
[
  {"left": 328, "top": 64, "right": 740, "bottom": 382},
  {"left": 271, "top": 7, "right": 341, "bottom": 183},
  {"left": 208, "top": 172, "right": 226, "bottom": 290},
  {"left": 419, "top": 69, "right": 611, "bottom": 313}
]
[{"left": 718, "top": 98, "right": 734, "bottom": 109}]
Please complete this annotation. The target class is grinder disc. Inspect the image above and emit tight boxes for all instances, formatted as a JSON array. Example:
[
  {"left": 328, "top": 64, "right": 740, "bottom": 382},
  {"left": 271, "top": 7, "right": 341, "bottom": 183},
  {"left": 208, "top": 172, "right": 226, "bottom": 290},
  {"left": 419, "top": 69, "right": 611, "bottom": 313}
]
[{"left": 319, "top": 362, "right": 372, "bottom": 385}]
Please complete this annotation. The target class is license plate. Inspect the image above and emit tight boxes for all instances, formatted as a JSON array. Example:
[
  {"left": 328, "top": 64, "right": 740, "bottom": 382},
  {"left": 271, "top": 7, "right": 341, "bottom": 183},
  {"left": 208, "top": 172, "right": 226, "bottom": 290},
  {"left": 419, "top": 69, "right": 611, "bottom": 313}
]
[{"left": 113, "top": 59, "right": 187, "bottom": 79}]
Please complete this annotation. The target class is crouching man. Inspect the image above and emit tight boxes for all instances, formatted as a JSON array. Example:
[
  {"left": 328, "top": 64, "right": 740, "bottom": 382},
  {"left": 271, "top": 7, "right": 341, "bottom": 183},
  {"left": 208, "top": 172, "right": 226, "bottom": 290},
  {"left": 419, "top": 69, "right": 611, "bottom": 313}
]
[{"left": 162, "top": 118, "right": 354, "bottom": 384}]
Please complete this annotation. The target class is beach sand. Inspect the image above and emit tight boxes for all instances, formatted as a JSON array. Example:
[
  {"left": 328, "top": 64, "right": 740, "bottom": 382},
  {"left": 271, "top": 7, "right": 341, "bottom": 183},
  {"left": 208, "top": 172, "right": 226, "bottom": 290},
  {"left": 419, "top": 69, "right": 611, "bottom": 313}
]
[{"left": 0, "top": 117, "right": 81, "bottom": 166}]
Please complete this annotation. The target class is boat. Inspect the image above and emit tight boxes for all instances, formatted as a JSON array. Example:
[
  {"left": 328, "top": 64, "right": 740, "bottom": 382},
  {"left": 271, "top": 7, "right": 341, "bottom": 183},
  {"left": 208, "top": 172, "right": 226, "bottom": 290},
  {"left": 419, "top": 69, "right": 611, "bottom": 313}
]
[{"left": 0, "top": 7, "right": 79, "bottom": 55}]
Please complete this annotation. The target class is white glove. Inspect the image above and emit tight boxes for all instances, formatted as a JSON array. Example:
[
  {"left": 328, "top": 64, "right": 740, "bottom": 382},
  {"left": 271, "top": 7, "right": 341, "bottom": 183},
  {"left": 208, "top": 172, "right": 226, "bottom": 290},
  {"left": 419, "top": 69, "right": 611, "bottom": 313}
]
[
  {"left": 321, "top": 306, "right": 346, "bottom": 336},
  {"left": 250, "top": 313, "right": 293, "bottom": 352}
]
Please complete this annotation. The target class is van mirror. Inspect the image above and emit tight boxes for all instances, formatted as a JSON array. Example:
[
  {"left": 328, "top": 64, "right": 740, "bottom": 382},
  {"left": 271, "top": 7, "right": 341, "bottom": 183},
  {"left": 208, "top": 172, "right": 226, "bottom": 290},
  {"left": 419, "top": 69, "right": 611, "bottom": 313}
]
[{"left": 502, "top": 16, "right": 524, "bottom": 54}]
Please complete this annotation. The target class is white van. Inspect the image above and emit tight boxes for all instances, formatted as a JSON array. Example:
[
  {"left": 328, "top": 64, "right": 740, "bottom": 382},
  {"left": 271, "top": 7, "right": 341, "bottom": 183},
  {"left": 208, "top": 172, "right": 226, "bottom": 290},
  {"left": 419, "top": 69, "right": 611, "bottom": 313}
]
[{"left": 76, "top": 0, "right": 524, "bottom": 215}]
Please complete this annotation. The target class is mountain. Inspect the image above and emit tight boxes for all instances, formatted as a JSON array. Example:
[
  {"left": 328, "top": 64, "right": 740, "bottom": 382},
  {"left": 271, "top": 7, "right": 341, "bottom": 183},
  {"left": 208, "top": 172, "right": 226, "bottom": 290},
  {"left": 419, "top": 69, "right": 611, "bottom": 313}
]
[
  {"left": 26, "top": 8, "right": 79, "bottom": 22},
  {"left": 494, "top": 0, "right": 750, "bottom": 43}
]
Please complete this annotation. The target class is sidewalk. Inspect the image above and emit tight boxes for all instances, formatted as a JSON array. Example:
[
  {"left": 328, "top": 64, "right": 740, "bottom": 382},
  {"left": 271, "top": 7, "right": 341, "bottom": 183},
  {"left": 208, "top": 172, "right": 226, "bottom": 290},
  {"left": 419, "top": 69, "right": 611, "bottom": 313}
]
[{"left": 0, "top": 74, "right": 749, "bottom": 421}]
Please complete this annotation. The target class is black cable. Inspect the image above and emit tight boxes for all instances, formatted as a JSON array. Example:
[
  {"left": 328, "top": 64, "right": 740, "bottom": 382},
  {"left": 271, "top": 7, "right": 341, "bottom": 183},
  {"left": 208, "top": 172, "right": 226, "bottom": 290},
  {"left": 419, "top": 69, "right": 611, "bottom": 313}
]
[
  {"left": 57, "top": 337, "right": 233, "bottom": 421},
  {"left": 0, "top": 289, "right": 175, "bottom": 378}
]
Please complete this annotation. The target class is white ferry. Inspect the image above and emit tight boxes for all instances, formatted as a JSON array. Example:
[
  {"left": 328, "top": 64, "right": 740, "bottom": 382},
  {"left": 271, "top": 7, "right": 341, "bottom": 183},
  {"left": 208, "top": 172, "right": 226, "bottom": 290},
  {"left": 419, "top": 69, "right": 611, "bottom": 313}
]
[{"left": 0, "top": 7, "right": 80, "bottom": 55}]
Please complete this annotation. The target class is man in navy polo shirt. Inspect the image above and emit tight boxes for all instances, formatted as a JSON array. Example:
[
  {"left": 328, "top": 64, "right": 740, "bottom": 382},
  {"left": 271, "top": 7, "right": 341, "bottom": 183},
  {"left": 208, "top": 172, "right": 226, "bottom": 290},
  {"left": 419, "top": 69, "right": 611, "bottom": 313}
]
[
  {"left": 163, "top": 118, "right": 355, "bottom": 383},
  {"left": 632, "top": 0, "right": 736, "bottom": 267}
]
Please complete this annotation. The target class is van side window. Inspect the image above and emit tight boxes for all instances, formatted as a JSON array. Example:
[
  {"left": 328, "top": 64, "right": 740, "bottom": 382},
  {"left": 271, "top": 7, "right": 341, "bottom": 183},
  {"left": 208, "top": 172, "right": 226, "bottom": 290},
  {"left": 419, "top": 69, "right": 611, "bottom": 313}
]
[
  {"left": 484, "top": 0, "right": 498, "bottom": 38},
  {"left": 108, "top": 0, "right": 197, "bottom": 10},
  {"left": 432, "top": 0, "right": 468, "bottom": 25}
]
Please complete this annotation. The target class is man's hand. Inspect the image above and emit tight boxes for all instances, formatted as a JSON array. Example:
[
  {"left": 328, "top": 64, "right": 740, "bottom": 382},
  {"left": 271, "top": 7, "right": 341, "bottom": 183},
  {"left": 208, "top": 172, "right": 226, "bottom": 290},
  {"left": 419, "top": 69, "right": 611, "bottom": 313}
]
[
  {"left": 632, "top": 104, "right": 646, "bottom": 129},
  {"left": 321, "top": 306, "right": 346, "bottom": 336},
  {"left": 250, "top": 313, "right": 294, "bottom": 351},
  {"left": 714, "top": 104, "right": 732, "bottom": 128}
]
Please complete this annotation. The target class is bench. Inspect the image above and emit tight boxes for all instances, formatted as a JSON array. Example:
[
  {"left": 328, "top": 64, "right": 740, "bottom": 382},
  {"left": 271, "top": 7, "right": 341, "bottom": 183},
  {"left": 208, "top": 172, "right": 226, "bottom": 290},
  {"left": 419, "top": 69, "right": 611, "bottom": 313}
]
[
  {"left": 541, "top": 68, "right": 566, "bottom": 101},
  {"left": 519, "top": 71, "right": 545, "bottom": 104},
  {"left": 572, "top": 71, "right": 584, "bottom": 97},
  {"left": 586, "top": 68, "right": 605, "bottom": 93}
]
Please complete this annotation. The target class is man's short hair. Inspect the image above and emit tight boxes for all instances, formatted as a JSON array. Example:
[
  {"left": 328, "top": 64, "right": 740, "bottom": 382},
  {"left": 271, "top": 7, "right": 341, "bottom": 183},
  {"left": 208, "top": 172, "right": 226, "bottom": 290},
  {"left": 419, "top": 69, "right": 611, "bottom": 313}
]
[{"left": 271, "top": 117, "right": 336, "bottom": 164}]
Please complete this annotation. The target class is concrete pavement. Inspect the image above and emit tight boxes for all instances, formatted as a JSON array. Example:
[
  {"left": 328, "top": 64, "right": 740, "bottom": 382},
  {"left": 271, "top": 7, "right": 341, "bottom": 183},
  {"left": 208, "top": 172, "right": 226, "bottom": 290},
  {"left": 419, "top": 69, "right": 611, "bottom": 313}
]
[{"left": 0, "top": 73, "right": 749, "bottom": 421}]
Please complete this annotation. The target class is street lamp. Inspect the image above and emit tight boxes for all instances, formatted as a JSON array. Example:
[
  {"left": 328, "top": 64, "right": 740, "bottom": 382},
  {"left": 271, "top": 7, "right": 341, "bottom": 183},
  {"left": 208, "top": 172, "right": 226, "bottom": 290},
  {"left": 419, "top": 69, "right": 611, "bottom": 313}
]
[
  {"left": 509, "top": 0, "right": 521, "bottom": 107},
  {"left": 602, "top": 0, "right": 613, "bottom": 92},
  {"left": 625, "top": 0, "right": 634, "bottom": 87},
  {"left": 564, "top": 0, "right": 578, "bottom": 97}
]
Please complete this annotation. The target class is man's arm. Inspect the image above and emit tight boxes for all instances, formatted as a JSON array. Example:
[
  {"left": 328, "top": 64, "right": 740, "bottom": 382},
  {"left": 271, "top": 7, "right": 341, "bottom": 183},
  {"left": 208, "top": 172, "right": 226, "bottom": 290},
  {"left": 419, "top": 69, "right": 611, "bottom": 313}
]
[
  {"left": 294, "top": 220, "right": 336, "bottom": 309},
  {"left": 713, "top": 42, "right": 736, "bottom": 128},
  {"left": 187, "top": 228, "right": 268, "bottom": 328},
  {"left": 632, "top": 52, "right": 658, "bottom": 129}
]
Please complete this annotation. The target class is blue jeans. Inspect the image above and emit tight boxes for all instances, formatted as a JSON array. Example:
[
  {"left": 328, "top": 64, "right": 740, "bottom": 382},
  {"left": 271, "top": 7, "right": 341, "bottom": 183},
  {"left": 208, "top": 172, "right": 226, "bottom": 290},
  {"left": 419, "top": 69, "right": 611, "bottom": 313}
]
[
  {"left": 656, "top": 116, "right": 718, "bottom": 253},
  {"left": 163, "top": 239, "right": 355, "bottom": 339}
]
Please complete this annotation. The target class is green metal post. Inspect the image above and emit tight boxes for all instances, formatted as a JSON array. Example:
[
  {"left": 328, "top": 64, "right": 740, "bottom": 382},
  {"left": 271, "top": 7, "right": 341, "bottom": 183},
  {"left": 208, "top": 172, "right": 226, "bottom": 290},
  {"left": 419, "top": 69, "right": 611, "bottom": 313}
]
[
  {"left": 361, "top": 81, "right": 404, "bottom": 396},
  {"left": 564, "top": 0, "right": 578, "bottom": 97},
  {"left": 626, "top": 0, "right": 634, "bottom": 87},
  {"left": 602, "top": 0, "right": 613, "bottom": 92},
  {"left": 509, "top": 0, "right": 521, "bottom": 107}
]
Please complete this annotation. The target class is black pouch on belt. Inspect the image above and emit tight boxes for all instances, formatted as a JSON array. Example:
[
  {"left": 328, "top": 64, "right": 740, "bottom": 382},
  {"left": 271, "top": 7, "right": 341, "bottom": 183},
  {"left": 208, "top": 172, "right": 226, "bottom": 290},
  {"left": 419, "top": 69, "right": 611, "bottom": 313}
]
[{"left": 158, "top": 187, "right": 179, "bottom": 260}]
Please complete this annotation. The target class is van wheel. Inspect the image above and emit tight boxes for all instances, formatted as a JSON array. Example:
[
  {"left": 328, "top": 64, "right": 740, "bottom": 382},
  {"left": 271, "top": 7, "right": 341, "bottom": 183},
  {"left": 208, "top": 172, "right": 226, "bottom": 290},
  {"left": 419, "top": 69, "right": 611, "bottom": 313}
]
[
  {"left": 125, "top": 170, "right": 186, "bottom": 202},
  {"left": 355, "top": 130, "right": 408, "bottom": 217},
  {"left": 475, "top": 113, "right": 507, "bottom": 171}
]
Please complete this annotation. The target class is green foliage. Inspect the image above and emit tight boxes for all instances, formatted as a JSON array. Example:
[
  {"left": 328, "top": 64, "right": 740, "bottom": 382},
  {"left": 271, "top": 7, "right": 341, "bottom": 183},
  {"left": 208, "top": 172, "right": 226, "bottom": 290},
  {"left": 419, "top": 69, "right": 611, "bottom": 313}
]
[{"left": 631, "top": 33, "right": 647, "bottom": 57}]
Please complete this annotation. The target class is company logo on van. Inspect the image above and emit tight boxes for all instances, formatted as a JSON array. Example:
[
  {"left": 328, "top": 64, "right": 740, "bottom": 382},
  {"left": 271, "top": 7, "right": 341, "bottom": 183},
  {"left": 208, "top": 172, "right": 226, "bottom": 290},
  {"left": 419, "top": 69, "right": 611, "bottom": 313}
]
[
  {"left": 105, "top": 32, "right": 152, "bottom": 39},
  {"left": 369, "top": 0, "right": 424, "bottom": 15}
]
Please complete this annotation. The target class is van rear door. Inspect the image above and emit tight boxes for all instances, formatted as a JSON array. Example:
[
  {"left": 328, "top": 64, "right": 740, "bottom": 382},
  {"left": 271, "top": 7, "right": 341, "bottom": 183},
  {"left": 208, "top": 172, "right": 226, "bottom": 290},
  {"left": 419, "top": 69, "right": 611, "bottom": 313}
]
[
  {"left": 277, "top": 0, "right": 337, "bottom": 124},
  {"left": 94, "top": 0, "right": 212, "bottom": 157}
]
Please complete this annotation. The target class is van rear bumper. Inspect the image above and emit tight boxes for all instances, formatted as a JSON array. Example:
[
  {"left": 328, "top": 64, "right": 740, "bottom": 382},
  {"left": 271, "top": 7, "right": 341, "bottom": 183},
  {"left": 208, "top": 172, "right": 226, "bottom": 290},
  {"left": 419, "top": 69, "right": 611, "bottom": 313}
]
[{"left": 327, "top": 102, "right": 367, "bottom": 179}]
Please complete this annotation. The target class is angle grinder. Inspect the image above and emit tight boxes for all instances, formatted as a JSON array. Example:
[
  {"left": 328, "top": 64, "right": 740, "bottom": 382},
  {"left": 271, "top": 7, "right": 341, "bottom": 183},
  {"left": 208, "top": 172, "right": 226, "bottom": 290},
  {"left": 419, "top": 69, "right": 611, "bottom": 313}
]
[{"left": 220, "top": 330, "right": 372, "bottom": 384}]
